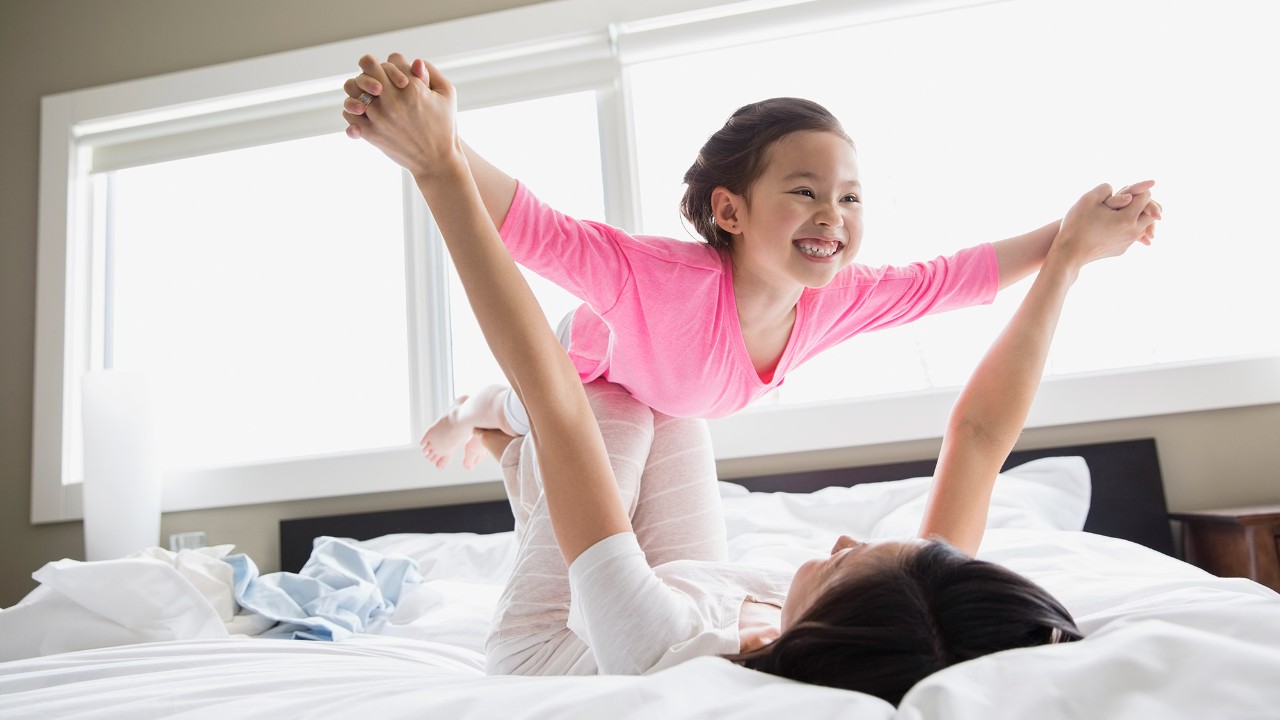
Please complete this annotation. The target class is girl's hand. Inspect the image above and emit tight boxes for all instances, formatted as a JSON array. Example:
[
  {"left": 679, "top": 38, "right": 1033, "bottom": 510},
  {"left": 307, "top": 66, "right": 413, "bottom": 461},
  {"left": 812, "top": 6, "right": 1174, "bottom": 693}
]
[
  {"left": 1102, "top": 179, "right": 1163, "bottom": 224},
  {"left": 1103, "top": 179, "right": 1151, "bottom": 209},
  {"left": 340, "top": 54, "right": 462, "bottom": 180},
  {"left": 1052, "top": 181, "right": 1160, "bottom": 270}
]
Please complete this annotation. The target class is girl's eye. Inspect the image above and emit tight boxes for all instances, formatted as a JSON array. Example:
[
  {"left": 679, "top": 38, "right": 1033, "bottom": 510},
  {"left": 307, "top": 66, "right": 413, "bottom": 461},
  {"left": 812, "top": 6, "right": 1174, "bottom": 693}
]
[
  {"left": 794, "top": 189, "right": 815, "bottom": 198},
  {"left": 842, "top": 194, "right": 861, "bottom": 203}
]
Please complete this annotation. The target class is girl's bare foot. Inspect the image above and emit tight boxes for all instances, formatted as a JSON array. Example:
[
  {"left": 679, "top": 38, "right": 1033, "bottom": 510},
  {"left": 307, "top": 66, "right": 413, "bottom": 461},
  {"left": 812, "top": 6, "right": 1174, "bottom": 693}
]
[
  {"left": 419, "top": 385, "right": 515, "bottom": 468},
  {"left": 421, "top": 395, "right": 473, "bottom": 468}
]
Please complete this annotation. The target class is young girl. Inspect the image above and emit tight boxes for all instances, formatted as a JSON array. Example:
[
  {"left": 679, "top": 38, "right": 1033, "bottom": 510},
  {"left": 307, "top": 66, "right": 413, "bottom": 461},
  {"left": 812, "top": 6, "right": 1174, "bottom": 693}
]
[
  {"left": 342, "top": 54, "right": 1152, "bottom": 469},
  {"left": 344, "top": 57, "right": 1159, "bottom": 704}
]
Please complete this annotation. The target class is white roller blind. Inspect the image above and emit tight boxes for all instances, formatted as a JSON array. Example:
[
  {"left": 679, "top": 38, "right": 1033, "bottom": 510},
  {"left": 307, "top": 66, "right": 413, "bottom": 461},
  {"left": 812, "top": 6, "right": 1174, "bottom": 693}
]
[
  {"left": 82, "top": 30, "right": 617, "bottom": 173},
  {"left": 615, "top": 0, "right": 1006, "bottom": 64},
  {"left": 77, "top": 0, "right": 1007, "bottom": 173},
  {"left": 86, "top": 91, "right": 347, "bottom": 173}
]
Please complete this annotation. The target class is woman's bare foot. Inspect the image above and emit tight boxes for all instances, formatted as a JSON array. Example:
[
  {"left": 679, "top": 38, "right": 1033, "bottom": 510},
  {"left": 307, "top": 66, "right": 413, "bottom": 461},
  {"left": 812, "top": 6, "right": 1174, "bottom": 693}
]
[{"left": 419, "top": 385, "right": 516, "bottom": 468}]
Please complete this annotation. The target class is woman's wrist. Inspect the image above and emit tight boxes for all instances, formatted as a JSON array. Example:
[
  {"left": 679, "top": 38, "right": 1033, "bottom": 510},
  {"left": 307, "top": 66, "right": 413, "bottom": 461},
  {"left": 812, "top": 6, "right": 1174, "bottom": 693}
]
[
  {"left": 1039, "top": 245, "right": 1084, "bottom": 285},
  {"left": 412, "top": 146, "right": 470, "bottom": 187}
]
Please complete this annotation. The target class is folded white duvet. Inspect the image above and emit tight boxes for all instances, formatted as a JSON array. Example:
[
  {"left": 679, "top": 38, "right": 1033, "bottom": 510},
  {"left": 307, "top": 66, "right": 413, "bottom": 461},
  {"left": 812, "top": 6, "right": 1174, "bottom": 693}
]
[{"left": 0, "top": 546, "right": 250, "bottom": 661}]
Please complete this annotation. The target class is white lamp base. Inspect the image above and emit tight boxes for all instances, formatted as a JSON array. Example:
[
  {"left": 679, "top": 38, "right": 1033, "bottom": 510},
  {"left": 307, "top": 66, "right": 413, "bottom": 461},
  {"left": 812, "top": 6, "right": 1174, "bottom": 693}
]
[{"left": 81, "top": 370, "right": 162, "bottom": 561}]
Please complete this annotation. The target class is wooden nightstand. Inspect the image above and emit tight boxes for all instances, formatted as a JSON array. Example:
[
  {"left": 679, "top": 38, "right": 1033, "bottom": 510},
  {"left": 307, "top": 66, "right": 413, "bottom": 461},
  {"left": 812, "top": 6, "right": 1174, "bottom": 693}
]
[{"left": 1169, "top": 505, "right": 1280, "bottom": 593}]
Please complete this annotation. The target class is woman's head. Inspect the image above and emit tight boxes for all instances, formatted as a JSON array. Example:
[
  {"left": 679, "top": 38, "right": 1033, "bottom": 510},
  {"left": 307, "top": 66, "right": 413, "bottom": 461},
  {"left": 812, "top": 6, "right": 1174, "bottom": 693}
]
[
  {"left": 681, "top": 97, "right": 855, "bottom": 250},
  {"left": 732, "top": 538, "right": 1082, "bottom": 706}
]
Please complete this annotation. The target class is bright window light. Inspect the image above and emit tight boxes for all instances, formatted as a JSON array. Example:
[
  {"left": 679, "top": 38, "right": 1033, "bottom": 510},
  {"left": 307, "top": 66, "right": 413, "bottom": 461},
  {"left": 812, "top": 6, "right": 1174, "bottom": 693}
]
[
  {"left": 32, "top": 0, "right": 1280, "bottom": 519},
  {"left": 630, "top": 0, "right": 1280, "bottom": 407},
  {"left": 99, "top": 133, "right": 410, "bottom": 471},
  {"left": 446, "top": 91, "right": 607, "bottom": 397}
]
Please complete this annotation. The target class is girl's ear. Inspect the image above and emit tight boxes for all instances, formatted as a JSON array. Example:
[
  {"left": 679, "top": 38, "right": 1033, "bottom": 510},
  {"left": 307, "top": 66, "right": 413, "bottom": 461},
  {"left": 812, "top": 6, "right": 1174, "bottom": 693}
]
[{"left": 710, "top": 187, "right": 743, "bottom": 234}]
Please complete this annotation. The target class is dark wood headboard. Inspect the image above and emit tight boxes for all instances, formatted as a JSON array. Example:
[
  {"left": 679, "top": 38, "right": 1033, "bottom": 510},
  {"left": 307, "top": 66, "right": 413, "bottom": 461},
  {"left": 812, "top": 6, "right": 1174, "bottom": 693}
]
[{"left": 280, "top": 437, "right": 1173, "bottom": 572}]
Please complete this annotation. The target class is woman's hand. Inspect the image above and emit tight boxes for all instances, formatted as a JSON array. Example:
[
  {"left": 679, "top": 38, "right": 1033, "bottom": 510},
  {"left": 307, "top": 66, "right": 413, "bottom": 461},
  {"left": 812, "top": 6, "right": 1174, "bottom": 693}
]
[
  {"left": 341, "top": 54, "right": 462, "bottom": 181},
  {"left": 1101, "top": 179, "right": 1161, "bottom": 216},
  {"left": 1051, "top": 181, "right": 1161, "bottom": 271}
]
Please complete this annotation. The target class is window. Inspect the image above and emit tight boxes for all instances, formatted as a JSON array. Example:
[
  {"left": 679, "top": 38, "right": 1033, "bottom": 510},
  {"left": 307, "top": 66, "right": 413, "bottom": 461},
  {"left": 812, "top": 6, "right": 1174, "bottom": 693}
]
[
  {"left": 99, "top": 134, "right": 410, "bottom": 472},
  {"left": 448, "top": 91, "right": 607, "bottom": 397},
  {"left": 628, "top": 0, "right": 1280, "bottom": 407},
  {"left": 34, "top": 0, "right": 1280, "bottom": 522}
]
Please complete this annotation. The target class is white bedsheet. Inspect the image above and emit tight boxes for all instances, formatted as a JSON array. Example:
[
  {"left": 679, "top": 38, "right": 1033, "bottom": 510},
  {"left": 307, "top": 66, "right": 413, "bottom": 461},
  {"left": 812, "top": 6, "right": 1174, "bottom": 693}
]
[{"left": 3, "top": 457, "right": 1279, "bottom": 718}]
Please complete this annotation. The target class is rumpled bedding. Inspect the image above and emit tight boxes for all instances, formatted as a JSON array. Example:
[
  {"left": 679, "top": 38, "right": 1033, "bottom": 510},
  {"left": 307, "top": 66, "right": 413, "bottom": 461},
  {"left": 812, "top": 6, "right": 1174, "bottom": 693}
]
[
  {"left": 0, "top": 537, "right": 420, "bottom": 660},
  {"left": 0, "top": 545, "right": 268, "bottom": 661},
  {"left": 4, "top": 456, "right": 1279, "bottom": 719},
  {"left": 228, "top": 536, "right": 421, "bottom": 641},
  {"left": 1, "top": 456, "right": 1088, "bottom": 662}
]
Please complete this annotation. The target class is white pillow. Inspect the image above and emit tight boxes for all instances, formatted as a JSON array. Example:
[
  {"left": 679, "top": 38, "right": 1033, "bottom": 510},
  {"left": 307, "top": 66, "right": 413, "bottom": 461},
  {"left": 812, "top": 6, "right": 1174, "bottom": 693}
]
[
  {"left": 353, "top": 456, "right": 1089, "bottom": 579},
  {"left": 347, "top": 535, "right": 512, "bottom": 655},
  {"left": 719, "top": 456, "right": 1090, "bottom": 566},
  {"left": 367, "top": 579, "right": 502, "bottom": 659},
  {"left": 870, "top": 455, "right": 1090, "bottom": 536},
  {"left": 353, "top": 531, "right": 517, "bottom": 584},
  {"left": 352, "top": 456, "right": 1090, "bottom": 631}
]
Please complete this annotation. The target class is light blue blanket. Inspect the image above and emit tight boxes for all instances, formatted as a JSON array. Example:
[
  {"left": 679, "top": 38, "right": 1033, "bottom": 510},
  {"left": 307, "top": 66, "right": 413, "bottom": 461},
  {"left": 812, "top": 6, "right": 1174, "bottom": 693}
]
[{"left": 226, "top": 537, "right": 421, "bottom": 641}]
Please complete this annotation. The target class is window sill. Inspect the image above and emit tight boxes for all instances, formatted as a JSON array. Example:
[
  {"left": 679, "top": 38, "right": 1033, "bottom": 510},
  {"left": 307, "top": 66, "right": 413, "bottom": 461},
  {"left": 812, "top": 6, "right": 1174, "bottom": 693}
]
[
  {"left": 710, "top": 354, "right": 1280, "bottom": 461},
  {"left": 36, "top": 354, "right": 1280, "bottom": 522}
]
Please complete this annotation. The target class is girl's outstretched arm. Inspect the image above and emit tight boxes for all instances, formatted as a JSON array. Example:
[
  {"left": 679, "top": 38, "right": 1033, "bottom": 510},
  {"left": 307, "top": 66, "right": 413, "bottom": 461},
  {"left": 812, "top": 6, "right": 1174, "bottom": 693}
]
[
  {"left": 920, "top": 183, "right": 1159, "bottom": 555},
  {"left": 990, "top": 220, "right": 1059, "bottom": 290},
  {"left": 346, "top": 57, "right": 629, "bottom": 563}
]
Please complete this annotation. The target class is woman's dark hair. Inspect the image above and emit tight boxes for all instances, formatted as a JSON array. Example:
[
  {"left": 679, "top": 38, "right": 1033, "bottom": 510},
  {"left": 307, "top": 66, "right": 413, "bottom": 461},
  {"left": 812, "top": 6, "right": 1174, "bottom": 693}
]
[
  {"left": 680, "top": 97, "right": 853, "bottom": 249},
  {"left": 728, "top": 540, "right": 1082, "bottom": 706}
]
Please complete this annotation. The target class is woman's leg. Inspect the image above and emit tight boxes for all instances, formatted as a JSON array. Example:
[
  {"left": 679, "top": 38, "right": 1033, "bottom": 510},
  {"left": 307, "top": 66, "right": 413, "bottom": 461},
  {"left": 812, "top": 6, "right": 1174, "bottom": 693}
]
[
  {"left": 537, "top": 380, "right": 726, "bottom": 564},
  {"left": 485, "top": 380, "right": 656, "bottom": 675},
  {"left": 485, "top": 380, "right": 729, "bottom": 674},
  {"left": 630, "top": 411, "right": 728, "bottom": 566},
  {"left": 484, "top": 432, "right": 594, "bottom": 675}
]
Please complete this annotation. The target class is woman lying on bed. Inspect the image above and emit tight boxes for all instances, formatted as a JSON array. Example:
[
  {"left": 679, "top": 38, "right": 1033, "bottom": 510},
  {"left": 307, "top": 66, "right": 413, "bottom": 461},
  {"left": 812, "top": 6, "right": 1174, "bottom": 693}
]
[{"left": 343, "top": 58, "right": 1159, "bottom": 705}]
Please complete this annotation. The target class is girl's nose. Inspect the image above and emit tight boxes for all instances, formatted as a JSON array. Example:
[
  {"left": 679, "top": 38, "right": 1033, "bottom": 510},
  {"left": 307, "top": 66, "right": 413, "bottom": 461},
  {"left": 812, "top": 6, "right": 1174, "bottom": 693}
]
[{"left": 813, "top": 202, "right": 843, "bottom": 228}]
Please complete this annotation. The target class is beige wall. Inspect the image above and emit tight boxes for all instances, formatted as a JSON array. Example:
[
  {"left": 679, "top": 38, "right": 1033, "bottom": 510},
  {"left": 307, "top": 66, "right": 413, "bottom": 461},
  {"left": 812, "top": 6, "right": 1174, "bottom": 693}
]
[{"left": 2, "top": 0, "right": 1277, "bottom": 609}]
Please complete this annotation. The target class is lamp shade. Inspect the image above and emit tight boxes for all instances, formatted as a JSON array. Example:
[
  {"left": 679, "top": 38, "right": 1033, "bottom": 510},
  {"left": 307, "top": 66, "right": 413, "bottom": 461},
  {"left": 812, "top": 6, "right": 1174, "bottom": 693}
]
[{"left": 81, "top": 370, "right": 162, "bottom": 561}]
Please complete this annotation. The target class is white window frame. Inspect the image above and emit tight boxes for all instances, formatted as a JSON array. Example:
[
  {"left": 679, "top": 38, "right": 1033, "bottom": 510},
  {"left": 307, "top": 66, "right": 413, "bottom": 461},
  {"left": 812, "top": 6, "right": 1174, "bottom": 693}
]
[{"left": 33, "top": 0, "right": 1280, "bottom": 523}]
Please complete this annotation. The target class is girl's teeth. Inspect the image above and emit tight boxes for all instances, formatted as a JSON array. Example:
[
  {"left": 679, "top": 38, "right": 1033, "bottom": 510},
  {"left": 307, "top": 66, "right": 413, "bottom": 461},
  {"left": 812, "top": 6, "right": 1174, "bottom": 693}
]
[{"left": 796, "top": 242, "right": 837, "bottom": 258}]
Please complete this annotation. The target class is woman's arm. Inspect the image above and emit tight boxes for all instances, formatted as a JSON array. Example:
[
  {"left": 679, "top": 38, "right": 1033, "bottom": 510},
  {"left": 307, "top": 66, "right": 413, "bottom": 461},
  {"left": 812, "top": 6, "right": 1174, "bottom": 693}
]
[
  {"left": 919, "top": 182, "right": 1159, "bottom": 555},
  {"left": 346, "top": 55, "right": 642, "bottom": 311},
  {"left": 345, "top": 57, "right": 630, "bottom": 563}
]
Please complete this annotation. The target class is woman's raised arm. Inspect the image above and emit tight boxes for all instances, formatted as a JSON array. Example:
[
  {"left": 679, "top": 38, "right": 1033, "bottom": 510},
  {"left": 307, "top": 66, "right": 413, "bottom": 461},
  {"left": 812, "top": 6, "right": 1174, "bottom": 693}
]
[
  {"left": 344, "top": 57, "right": 629, "bottom": 563},
  {"left": 920, "top": 183, "right": 1159, "bottom": 555}
]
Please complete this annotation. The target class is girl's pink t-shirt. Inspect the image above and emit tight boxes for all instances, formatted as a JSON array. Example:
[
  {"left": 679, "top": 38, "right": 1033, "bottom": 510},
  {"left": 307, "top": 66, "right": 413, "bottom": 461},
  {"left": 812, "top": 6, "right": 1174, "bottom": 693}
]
[{"left": 499, "top": 182, "right": 999, "bottom": 419}]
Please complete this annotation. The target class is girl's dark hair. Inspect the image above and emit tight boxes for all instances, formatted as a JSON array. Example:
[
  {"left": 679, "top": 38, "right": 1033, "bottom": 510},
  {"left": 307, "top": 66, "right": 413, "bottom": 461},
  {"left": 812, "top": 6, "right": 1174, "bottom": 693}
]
[
  {"left": 680, "top": 97, "right": 853, "bottom": 249},
  {"left": 728, "top": 540, "right": 1082, "bottom": 706}
]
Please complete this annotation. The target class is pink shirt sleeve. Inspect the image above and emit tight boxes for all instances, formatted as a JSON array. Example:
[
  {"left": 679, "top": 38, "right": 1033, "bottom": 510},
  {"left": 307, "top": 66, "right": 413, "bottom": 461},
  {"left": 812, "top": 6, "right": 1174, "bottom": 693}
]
[
  {"left": 788, "top": 244, "right": 1000, "bottom": 370},
  {"left": 498, "top": 181, "right": 633, "bottom": 315}
]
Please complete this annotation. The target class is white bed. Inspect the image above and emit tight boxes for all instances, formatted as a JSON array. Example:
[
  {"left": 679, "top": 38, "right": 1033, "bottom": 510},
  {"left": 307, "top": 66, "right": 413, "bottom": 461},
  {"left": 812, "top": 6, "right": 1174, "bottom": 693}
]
[{"left": 3, "top": 443, "right": 1278, "bottom": 719}]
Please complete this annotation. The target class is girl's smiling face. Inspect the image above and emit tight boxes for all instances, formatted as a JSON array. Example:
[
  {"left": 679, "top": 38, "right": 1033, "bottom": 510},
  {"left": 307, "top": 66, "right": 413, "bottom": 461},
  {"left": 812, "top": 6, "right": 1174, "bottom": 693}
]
[{"left": 714, "top": 130, "right": 863, "bottom": 293}]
